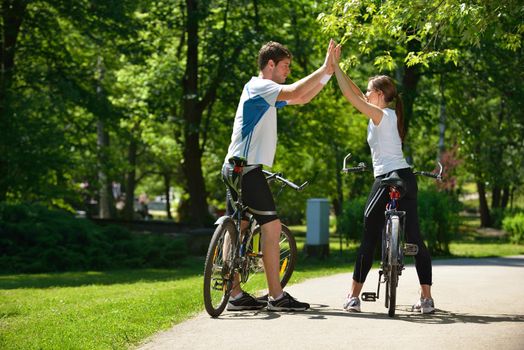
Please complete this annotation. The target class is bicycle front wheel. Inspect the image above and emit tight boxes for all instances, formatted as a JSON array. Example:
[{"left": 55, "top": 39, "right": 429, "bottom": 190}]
[
  {"left": 248, "top": 224, "right": 297, "bottom": 288},
  {"left": 386, "top": 215, "right": 400, "bottom": 317},
  {"left": 203, "top": 219, "right": 237, "bottom": 317}
]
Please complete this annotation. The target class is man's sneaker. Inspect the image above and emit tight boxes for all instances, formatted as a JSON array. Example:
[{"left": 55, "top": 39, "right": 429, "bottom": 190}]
[
  {"left": 267, "top": 292, "right": 310, "bottom": 311},
  {"left": 227, "top": 292, "right": 267, "bottom": 311},
  {"left": 412, "top": 297, "right": 435, "bottom": 314},
  {"left": 343, "top": 296, "right": 361, "bottom": 312},
  {"left": 256, "top": 293, "right": 268, "bottom": 303}
]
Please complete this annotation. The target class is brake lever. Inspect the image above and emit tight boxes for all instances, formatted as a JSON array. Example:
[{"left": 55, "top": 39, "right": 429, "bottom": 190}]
[{"left": 297, "top": 181, "right": 309, "bottom": 191}]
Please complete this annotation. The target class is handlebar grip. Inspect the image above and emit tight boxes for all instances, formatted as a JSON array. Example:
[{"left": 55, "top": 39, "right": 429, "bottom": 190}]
[
  {"left": 418, "top": 171, "right": 440, "bottom": 179},
  {"left": 342, "top": 167, "right": 366, "bottom": 173}
]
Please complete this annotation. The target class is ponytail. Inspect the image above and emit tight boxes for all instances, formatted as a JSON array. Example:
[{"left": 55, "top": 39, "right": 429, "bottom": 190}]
[{"left": 395, "top": 94, "right": 405, "bottom": 142}]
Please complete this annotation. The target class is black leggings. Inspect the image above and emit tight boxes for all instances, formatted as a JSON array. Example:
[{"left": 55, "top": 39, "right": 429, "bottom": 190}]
[{"left": 353, "top": 168, "right": 432, "bottom": 285}]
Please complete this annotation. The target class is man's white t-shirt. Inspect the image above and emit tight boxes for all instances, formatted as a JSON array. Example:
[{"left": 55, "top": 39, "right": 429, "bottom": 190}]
[
  {"left": 367, "top": 108, "right": 410, "bottom": 177},
  {"left": 225, "top": 76, "right": 286, "bottom": 168}
]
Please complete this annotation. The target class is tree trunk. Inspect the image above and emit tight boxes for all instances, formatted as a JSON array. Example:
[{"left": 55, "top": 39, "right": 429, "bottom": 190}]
[
  {"left": 0, "top": 0, "right": 27, "bottom": 200},
  {"left": 438, "top": 75, "right": 446, "bottom": 159},
  {"left": 477, "top": 180, "right": 491, "bottom": 228},
  {"left": 96, "top": 55, "right": 114, "bottom": 218},
  {"left": 491, "top": 186, "right": 501, "bottom": 209},
  {"left": 163, "top": 172, "right": 173, "bottom": 220},
  {"left": 501, "top": 186, "right": 510, "bottom": 209},
  {"left": 334, "top": 149, "right": 343, "bottom": 226},
  {"left": 97, "top": 119, "right": 113, "bottom": 218},
  {"left": 181, "top": 0, "right": 210, "bottom": 226},
  {"left": 123, "top": 138, "right": 138, "bottom": 220}
]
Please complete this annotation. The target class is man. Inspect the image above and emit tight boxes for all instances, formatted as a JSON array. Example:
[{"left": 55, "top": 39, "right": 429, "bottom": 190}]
[{"left": 223, "top": 40, "right": 335, "bottom": 311}]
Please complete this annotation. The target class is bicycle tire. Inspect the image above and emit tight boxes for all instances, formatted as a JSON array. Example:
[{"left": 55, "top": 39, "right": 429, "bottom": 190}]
[
  {"left": 248, "top": 224, "right": 297, "bottom": 288},
  {"left": 387, "top": 216, "right": 400, "bottom": 317},
  {"left": 203, "top": 219, "right": 237, "bottom": 317}
]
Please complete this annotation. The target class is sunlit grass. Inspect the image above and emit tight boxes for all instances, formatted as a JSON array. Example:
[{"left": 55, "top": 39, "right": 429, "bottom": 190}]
[{"left": 0, "top": 258, "right": 205, "bottom": 350}]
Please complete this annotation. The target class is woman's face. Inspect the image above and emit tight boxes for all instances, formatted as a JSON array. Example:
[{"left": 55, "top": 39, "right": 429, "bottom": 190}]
[{"left": 365, "top": 81, "right": 381, "bottom": 106}]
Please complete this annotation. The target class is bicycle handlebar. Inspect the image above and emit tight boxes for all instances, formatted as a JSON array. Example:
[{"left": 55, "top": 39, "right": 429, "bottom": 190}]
[
  {"left": 414, "top": 161, "right": 443, "bottom": 181},
  {"left": 341, "top": 153, "right": 369, "bottom": 173},
  {"left": 342, "top": 163, "right": 368, "bottom": 173},
  {"left": 341, "top": 152, "right": 444, "bottom": 181},
  {"left": 262, "top": 170, "right": 309, "bottom": 191}
]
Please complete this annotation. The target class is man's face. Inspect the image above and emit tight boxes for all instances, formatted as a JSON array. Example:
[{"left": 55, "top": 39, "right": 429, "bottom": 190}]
[{"left": 271, "top": 58, "right": 291, "bottom": 83}]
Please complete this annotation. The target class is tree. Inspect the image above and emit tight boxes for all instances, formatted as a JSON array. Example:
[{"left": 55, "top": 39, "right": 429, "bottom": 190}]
[{"left": 1, "top": 0, "right": 136, "bottom": 208}]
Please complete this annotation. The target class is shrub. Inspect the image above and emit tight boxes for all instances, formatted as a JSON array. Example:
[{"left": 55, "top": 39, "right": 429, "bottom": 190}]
[
  {"left": 490, "top": 207, "right": 506, "bottom": 229},
  {"left": 503, "top": 213, "right": 524, "bottom": 244},
  {"left": 0, "top": 203, "right": 187, "bottom": 273},
  {"left": 418, "top": 189, "right": 461, "bottom": 255},
  {"left": 339, "top": 196, "right": 367, "bottom": 242}
]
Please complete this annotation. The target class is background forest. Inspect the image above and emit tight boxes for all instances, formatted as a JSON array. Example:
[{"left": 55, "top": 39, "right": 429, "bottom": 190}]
[{"left": 1, "top": 0, "right": 523, "bottom": 241}]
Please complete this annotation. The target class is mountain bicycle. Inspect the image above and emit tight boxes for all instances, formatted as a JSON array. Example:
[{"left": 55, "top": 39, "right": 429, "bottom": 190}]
[
  {"left": 342, "top": 153, "right": 442, "bottom": 317},
  {"left": 203, "top": 157, "right": 308, "bottom": 317}
]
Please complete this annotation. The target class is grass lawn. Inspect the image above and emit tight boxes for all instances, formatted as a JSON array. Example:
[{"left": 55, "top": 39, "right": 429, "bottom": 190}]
[
  {"left": 2, "top": 224, "right": 524, "bottom": 349},
  {"left": 0, "top": 260, "right": 206, "bottom": 349}
]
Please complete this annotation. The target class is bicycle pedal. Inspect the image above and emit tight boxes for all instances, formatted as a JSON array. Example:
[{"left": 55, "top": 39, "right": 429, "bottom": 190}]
[
  {"left": 361, "top": 292, "right": 377, "bottom": 302},
  {"left": 403, "top": 243, "right": 419, "bottom": 256}
]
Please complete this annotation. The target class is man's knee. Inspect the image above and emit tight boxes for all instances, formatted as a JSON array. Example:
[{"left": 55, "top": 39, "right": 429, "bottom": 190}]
[{"left": 260, "top": 218, "right": 281, "bottom": 238}]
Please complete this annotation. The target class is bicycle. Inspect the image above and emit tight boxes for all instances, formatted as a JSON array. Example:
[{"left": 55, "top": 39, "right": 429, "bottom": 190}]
[
  {"left": 342, "top": 153, "right": 443, "bottom": 317},
  {"left": 203, "top": 157, "right": 308, "bottom": 317}
]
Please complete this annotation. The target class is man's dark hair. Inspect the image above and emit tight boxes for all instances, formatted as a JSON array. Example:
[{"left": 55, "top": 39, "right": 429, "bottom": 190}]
[{"left": 257, "top": 41, "right": 292, "bottom": 71}]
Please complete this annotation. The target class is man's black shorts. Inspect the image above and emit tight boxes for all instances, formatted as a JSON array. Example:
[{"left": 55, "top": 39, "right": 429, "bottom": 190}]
[{"left": 221, "top": 163, "right": 278, "bottom": 226}]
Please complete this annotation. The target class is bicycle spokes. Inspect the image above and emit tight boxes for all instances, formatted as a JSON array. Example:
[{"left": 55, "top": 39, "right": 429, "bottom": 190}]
[{"left": 203, "top": 221, "right": 237, "bottom": 317}]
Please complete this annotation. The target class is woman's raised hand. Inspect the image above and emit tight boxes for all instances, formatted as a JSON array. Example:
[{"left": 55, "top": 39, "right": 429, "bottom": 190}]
[
  {"left": 324, "top": 39, "right": 336, "bottom": 74},
  {"left": 332, "top": 44, "right": 342, "bottom": 66}
]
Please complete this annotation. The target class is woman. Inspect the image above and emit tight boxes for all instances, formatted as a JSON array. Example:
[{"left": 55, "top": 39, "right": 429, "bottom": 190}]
[{"left": 332, "top": 45, "right": 435, "bottom": 314}]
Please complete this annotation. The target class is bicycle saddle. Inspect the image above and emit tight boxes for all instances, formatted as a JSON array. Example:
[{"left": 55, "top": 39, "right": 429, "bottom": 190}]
[
  {"left": 380, "top": 172, "right": 407, "bottom": 198},
  {"left": 228, "top": 156, "right": 248, "bottom": 168}
]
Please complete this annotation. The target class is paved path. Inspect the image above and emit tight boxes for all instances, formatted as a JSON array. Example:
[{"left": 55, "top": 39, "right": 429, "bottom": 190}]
[{"left": 139, "top": 256, "right": 524, "bottom": 350}]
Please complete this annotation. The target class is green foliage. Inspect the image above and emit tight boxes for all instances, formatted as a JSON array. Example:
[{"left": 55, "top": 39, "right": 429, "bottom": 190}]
[
  {"left": 339, "top": 196, "right": 367, "bottom": 242},
  {"left": 418, "top": 189, "right": 461, "bottom": 255},
  {"left": 321, "top": 0, "right": 522, "bottom": 69},
  {"left": 503, "top": 212, "right": 524, "bottom": 244},
  {"left": 0, "top": 203, "right": 186, "bottom": 273}
]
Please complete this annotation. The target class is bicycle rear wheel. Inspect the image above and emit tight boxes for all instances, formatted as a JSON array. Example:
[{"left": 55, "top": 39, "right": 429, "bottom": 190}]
[
  {"left": 386, "top": 216, "right": 400, "bottom": 317},
  {"left": 203, "top": 219, "right": 237, "bottom": 317},
  {"left": 248, "top": 224, "right": 297, "bottom": 288}
]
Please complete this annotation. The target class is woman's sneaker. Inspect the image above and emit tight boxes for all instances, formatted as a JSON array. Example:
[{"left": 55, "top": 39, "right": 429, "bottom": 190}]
[
  {"left": 412, "top": 297, "right": 435, "bottom": 314},
  {"left": 227, "top": 292, "right": 267, "bottom": 311},
  {"left": 267, "top": 292, "right": 310, "bottom": 311},
  {"left": 343, "top": 296, "right": 361, "bottom": 312}
]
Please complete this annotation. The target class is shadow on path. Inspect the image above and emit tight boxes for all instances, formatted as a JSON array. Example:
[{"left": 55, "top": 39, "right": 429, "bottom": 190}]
[
  {"left": 432, "top": 256, "right": 524, "bottom": 267},
  {"left": 215, "top": 303, "right": 524, "bottom": 325}
]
